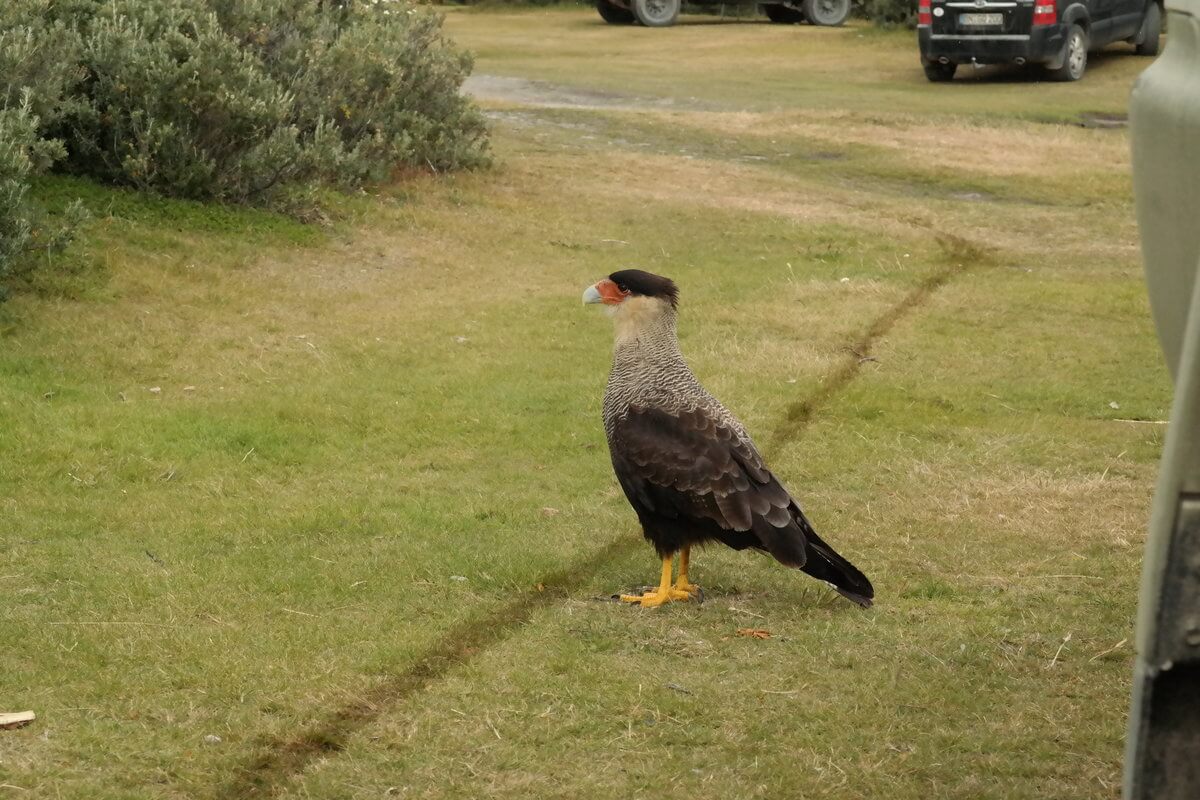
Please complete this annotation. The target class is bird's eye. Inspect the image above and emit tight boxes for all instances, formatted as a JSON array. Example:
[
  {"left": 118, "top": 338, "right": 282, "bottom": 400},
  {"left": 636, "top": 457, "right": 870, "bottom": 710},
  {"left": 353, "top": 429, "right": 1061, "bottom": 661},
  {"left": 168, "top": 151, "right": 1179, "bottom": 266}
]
[{"left": 616, "top": 284, "right": 628, "bottom": 293}]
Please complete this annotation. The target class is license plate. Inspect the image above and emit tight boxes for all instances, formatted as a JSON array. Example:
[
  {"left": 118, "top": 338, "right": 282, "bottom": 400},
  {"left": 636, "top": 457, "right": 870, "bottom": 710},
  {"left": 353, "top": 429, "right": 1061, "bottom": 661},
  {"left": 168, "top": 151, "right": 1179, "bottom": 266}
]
[{"left": 959, "top": 12, "right": 1004, "bottom": 24}]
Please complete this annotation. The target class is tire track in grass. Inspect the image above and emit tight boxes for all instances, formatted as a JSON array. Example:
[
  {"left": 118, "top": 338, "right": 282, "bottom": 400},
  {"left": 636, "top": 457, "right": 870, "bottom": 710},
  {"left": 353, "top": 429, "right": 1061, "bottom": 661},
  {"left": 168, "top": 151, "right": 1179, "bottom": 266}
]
[
  {"left": 763, "top": 257, "right": 972, "bottom": 457},
  {"left": 216, "top": 536, "right": 639, "bottom": 800},
  {"left": 216, "top": 252, "right": 981, "bottom": 800}
]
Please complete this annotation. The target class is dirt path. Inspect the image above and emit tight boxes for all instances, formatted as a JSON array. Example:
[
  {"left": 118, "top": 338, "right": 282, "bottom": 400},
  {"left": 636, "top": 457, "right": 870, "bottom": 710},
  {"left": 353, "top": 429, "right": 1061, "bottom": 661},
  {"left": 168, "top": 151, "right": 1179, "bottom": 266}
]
[{"left": 463, "top": 73, "right": 716, "bottom": 112}]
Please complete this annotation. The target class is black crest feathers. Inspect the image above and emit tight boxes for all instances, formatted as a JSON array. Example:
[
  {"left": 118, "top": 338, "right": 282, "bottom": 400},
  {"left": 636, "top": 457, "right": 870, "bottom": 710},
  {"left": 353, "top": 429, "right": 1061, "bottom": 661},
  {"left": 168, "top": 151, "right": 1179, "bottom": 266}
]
[{"left": 608, "top": 269, "right": 679, "bottom": 308}]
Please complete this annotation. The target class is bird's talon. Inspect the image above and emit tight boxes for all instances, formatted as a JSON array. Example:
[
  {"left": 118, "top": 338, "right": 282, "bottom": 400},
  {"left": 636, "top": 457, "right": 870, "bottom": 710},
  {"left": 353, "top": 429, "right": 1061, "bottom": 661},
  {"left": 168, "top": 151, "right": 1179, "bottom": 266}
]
[
  {"left": 618, "top": 586, "right": 696, "bottom": 607},
  {"left": 620, "top": 590, "right": 673, "bottom": 608}
]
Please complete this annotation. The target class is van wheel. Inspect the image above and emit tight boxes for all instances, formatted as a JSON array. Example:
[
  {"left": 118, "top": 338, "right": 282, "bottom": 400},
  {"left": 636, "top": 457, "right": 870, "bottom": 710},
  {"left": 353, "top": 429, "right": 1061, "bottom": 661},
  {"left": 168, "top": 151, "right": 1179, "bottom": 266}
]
[
  {"left": 803, "top": 0, "right": 851, "bottom": 26},
  {"left": 633, "top": 0, "right": 680, "bottom": 26},
  {"left": 1046, "top": 24, "right": 1087, "bottom": 81},
  {"left": 923, "top": 61, "right": 957, "bottom": 82},
  {"left": 597, "top": 0, "right": 636, "bottom": 23},
  {"left": 1135, "top": 2, "right": 1161, "bottom": 55}
]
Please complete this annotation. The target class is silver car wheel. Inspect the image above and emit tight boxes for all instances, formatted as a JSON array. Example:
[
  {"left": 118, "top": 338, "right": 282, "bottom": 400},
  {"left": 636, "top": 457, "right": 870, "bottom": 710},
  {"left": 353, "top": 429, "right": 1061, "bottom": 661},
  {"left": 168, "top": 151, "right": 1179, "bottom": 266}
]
[
  {"left": 633, "top": 0, "right": 680, "bottom": 26},
  {"left": 803, "top": 0, "right": 851, "bottom": 25},
  {"left": 1066, "top": 28, "right": 1087, "bottom": 80}
]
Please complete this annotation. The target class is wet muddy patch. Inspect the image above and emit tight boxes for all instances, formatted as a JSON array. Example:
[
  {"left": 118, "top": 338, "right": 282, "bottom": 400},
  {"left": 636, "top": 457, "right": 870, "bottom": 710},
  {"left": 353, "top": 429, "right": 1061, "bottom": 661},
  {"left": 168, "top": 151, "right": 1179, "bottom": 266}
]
[
  {"left": 1077, "top": 111, "right": 1128, "bottom": 129},
  {"left": 464, "top": 74, "right": 713, "bottom": 112}
]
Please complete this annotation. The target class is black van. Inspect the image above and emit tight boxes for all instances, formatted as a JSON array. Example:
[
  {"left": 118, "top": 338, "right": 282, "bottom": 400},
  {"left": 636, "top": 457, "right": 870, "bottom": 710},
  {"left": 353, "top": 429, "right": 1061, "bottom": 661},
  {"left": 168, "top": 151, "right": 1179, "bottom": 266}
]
[{"left": 917, "top": 0, "right": 1162, "bottom": 81}]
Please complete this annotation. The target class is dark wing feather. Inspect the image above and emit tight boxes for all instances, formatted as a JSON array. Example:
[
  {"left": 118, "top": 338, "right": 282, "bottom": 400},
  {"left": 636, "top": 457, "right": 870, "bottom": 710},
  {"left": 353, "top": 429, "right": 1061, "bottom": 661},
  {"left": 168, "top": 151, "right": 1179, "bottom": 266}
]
[
  {"left": 608, "top": 405, "right": 875, "bottom": 607},
  {"left": 609, "top": 405, "right": 806, "bottom": 565}
]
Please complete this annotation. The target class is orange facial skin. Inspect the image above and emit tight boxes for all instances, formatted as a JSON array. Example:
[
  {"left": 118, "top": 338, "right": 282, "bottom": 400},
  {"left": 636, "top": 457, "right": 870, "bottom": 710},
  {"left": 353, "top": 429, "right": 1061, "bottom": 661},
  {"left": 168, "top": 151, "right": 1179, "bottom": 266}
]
[{"left": 594, "top": 278, "right": 630, "bottom": 305}]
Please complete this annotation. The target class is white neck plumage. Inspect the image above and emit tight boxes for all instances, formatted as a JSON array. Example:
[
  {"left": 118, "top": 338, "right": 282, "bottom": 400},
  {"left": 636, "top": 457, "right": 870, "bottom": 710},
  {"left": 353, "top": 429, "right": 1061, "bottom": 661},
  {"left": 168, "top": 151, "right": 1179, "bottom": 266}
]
[{"left": 612, "top": 296, "right": 679, "bottom": 349}]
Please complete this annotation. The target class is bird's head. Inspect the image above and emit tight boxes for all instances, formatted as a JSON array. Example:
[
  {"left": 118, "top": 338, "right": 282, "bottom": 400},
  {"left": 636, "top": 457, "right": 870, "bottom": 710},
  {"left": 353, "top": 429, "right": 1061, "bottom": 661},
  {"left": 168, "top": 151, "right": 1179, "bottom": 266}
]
[{"left": 582, "top": 269, "right": 679, "bottom": 330}]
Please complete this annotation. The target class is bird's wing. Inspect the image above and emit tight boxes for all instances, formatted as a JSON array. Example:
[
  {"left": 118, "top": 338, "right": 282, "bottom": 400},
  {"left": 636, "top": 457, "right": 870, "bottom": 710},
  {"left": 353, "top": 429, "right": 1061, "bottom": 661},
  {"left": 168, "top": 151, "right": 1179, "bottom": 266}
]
[{"left": 609, "top": 404, "right": 795, "bottom": 533}]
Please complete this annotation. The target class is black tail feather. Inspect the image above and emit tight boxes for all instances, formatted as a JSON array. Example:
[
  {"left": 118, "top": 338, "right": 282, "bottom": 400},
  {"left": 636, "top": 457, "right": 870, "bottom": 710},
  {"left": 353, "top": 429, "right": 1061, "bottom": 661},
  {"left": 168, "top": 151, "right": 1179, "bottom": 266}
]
[{"left": 795, "top": 513, "right": 874, "bottom": 608}]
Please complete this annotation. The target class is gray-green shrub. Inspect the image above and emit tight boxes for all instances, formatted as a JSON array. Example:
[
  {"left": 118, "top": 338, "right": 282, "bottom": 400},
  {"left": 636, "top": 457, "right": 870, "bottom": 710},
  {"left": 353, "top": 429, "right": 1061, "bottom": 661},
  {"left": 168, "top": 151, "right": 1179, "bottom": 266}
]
[
  {"left": 0, "top": 0, "right": 488, "bottom": 292},
  {"left": 0, "top": 4, "right": 86, "bottom": 288},
  {"left": 0, "top": 102, "right": 44, "bottom": 279},
  {"left": 51, "top": 0, "right": 489, "bottom": 210}
]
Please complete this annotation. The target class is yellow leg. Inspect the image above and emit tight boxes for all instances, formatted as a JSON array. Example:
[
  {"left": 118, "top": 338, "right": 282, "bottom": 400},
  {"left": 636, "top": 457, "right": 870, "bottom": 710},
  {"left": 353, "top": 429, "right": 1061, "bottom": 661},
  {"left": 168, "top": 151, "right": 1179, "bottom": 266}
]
[
  {"left": 674, "top": 546, "right": 700, "bottom": 596},
  {"left": 620, "top": 553, "right": 692, "bottom": 608}
]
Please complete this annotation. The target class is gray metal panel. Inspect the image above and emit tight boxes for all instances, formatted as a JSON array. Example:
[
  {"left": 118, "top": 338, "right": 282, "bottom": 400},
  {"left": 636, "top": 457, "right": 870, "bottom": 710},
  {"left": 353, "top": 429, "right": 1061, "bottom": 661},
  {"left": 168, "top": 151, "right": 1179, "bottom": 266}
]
[{"left": 1126, "top": 3, "right": 1200, "bottom": 798}]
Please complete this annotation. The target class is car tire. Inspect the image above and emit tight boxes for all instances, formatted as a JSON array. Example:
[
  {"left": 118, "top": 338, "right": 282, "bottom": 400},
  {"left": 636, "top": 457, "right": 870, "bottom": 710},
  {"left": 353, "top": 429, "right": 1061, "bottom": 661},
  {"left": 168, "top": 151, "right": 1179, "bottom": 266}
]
[
  {"left": 802, "top": 0, "right": 851, "bottom": 26},
  {"left": 1135, "top": 2, "right": 1162, "bottom": 56},
  {"left": 597, "top": 0, "right": 636, "bottom": 23},
  {"left": 923, "top": 61, "right": 957, "bottom": 82},
  {"left": 764, "top": 4, "right": 808, "bottom": 23},
  {"left": 632, "top": 0, "right": 680, "bottom": 26},
  {"left": 1046, "top": 24, "right": 1087, "bottom": 81}
]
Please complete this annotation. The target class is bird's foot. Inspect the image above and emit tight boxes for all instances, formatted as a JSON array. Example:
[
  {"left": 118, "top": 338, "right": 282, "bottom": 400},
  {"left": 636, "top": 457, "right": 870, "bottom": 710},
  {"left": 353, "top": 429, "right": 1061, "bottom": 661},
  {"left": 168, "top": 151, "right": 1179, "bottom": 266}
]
[
  {"left": 619, "top": 586, "right": 693, "bottom": 608},
  {"left": 674, "top": 578, "right": 701, "bottom": 597}
]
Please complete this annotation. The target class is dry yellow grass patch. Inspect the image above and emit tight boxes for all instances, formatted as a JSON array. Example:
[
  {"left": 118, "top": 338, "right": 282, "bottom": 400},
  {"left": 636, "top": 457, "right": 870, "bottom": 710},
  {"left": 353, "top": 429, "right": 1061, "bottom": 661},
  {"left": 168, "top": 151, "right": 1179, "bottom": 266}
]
[
  {"left": 484, "top": 119, "right": 1136, "bottom": 268},
  {"left": 587, "top": 147, "right": 1135, "bottom": 265},
  {"left": 692, "top": 109, "right": 1132, "bottom": 180},
  {"left": 554, "top": 148, "right": 919, "bottom": 235}
]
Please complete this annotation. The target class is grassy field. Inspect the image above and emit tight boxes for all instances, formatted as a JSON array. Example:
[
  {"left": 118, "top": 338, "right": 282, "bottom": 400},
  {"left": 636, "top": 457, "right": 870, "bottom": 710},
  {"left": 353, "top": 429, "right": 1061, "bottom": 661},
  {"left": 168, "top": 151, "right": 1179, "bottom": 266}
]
[{"left": 0, "top": 9, "right": 1168, "bottom": 799}]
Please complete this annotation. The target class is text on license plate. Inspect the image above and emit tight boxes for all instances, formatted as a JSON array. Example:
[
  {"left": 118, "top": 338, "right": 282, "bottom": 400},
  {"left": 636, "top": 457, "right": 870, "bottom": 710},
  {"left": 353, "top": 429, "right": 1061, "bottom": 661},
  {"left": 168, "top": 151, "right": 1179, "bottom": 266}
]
[{"left": 959, "top": 12, "right": 1004, "bottom": 24}]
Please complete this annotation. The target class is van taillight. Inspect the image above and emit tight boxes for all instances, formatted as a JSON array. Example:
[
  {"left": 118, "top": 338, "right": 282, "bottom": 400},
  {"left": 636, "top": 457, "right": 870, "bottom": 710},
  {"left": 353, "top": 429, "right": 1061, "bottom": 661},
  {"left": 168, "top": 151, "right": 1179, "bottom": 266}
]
[
  {"left": 918, "top": 0, "right": 932, "bottom": 25},
  {"left": 1033, "top": 1, "right": 1057, "bottom": 24}
]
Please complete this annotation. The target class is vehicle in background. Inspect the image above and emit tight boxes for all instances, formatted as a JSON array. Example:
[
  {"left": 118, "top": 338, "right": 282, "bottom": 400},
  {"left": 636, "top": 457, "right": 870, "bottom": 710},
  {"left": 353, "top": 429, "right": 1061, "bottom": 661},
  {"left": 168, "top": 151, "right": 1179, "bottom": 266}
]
[
  {"left": 596, "top": 0, "right": 851, "bottom": 28},
  {"left": 916, "top": 0, "right": 1162, "bottom": 81}
]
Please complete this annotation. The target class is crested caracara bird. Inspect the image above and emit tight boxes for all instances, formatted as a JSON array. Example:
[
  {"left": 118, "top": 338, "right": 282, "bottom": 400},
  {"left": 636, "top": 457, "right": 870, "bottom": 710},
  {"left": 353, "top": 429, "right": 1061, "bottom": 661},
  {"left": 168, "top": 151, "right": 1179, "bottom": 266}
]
[{"left": 583, "top": 269, "right": 874, "bottom": 608}]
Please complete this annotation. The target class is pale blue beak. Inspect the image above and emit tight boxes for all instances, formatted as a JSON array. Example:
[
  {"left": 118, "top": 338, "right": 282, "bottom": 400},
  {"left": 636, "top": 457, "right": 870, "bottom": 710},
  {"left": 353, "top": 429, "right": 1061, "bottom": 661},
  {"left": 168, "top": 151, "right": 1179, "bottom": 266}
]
[{"left": 582, "top": 284, "right": 602, "bottom": 305}]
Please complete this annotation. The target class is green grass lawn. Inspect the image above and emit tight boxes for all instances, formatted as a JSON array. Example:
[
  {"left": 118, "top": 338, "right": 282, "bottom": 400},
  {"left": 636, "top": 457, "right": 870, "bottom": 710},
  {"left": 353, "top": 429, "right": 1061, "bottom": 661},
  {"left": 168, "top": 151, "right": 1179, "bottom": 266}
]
[{"left": 0, "top": 9, "right": 1167, "bottom": 799}]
